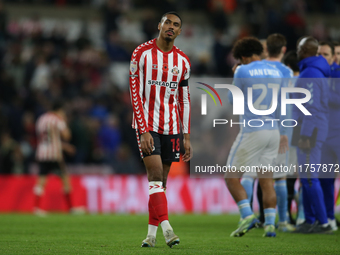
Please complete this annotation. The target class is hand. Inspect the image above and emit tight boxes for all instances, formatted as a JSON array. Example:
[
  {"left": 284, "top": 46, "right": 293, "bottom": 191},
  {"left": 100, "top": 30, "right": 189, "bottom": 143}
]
[
  {"left": 298, "top": 138, "right": 311, "bottom": 151},
  {"left": 141, "top": 132, "right": 154, "bottom": 155},
  {"left": 182, "top": 134, "right": 193, "bottom": 162},
  {"left": 279, "top": 135, "right": 289, "bottom": 154},
  {"left": 62, "top": 142, "right": 76, "bottom": 156}
]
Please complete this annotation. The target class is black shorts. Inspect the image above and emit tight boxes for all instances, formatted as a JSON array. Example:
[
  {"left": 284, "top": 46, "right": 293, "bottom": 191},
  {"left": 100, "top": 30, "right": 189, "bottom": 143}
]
[
  {"left": 38, "top": 161, "right": 64, "bottom": 176},
  {"left": 136, "top": 131, "right": 180, "bottom": 163}
]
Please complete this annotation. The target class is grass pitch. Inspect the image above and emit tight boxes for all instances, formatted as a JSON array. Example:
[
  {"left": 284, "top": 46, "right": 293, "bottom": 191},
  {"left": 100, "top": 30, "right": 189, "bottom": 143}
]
[{"left": 0, "top": 214, "right": 339, "bottom": 254}]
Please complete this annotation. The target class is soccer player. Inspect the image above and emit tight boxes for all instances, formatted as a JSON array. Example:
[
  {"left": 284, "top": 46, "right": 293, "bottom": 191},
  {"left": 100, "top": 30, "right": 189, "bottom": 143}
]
[
  {"left": 282, "top": 50, "right": 304, "bottom": 225},
  {"left": 317, "top": 41, "right": 340, "bottom": 231},
  {"left": 293, "top": 36, "right": 332, "bottom": 233},
  {"left": 225, "top": 37, "right": 284, "bottom": 238},
  {"left": 241, "top": 33, "right": 294, "bottom": 232},
  {"left": 33, "top": 100, "right": 76, "bottom": 216},
  {"left": 129, "top": 12, "right": 192, "bottom": 248}
]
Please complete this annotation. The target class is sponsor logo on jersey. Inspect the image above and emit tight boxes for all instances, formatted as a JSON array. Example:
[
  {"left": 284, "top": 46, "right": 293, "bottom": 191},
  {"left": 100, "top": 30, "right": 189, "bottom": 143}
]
[
  {"left": 130, "top": 61, "right": 137, "bottom": 74},
  {"left": 148, "top": 80, "right": 178, "bottom": 89}
]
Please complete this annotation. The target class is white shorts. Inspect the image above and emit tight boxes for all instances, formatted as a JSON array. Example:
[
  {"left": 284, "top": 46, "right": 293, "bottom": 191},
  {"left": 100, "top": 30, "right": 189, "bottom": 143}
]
[{"left": 227, "top": 129, "right": 280, "bottom": 177}]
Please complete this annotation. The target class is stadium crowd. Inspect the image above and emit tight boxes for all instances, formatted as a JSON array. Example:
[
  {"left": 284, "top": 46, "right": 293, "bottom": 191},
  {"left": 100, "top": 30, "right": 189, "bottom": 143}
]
[{"left": 0, "top": 0, "right": 339, "bottom": 179}]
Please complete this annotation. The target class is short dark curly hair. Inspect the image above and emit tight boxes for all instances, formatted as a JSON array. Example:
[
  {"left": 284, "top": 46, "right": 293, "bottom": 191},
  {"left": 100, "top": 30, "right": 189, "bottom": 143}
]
[{"left": 232, "top": 37, "right": 263, "bottom": 60}]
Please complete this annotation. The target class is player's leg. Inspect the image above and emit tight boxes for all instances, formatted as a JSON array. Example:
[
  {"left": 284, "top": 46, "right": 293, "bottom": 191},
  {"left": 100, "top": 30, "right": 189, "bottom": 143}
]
[
  {"left": 275, "top": 177, "right": 288, "bottom": 223},
  {"left": 256, "top": 183, "right": 265, "bottom": 224},
  {"left": 296, "top": 142, "right": 331, "bottom": 234},
  {"left": 240, "top": 175, "right": 255, "bottom": 204},
  {"left": 226, "top": 173, "right": 260, "bottom": 237},
  {"left": 144, "top": 155, "right": 178, "bottom": 247},
  {"left": 33, "top": 162, "right": 49, "bottom": 215},
  {"left": 258, "top": 177, "right": 276, "bottom": 237},
  {"left": 320, "top": 139, "right": 337, "bottom": 230},
  {"left": 275, "top": 177, "right": 295, "bottom": 232},
  {"left": 158, "top": 134, "right": 181, "bottom": 248},
  {"left": 162, "top": 162, "right": 171, "bottom": 191},
  {"left": 60, "top": 161, "right": 73, "bottom": 212},
  {"left": 258, "top": 129, "right": 280, "bottom": 237},
  {"left": 144, "top": 161, "right": 171, "bottom": 246},
  {"left": 142, "top": 155, "right": 164, "bottom": 247},
  {"left": 239, "top": 175, "right": 255, "bottom": 224},
  {"left": 226, "top": 132, "right": 262, "bottom": 237}
]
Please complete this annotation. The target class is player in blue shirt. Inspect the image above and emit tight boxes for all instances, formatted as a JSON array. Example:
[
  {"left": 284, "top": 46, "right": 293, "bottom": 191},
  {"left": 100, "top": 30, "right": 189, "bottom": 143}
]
[
  {"left": 293, "top": 36, "right": 332, "bottom": 234},
  {"left": 225, "top": 37, "right": 287, "bottom": 237},
  {"left": 317, "top": 41, "right": 340, "bottom": 231},
  {"left": 241, "top": 34, "right": 295, "bottom": 232}
]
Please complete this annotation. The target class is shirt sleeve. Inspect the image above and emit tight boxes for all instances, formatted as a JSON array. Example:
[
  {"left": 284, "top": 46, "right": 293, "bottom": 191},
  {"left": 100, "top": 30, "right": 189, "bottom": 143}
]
[
  {"left": 178, "top": 60, "right": 191, "bottom": 134},
  {"left": 129, "top": 49, "right": 148, "bottom": 134}
]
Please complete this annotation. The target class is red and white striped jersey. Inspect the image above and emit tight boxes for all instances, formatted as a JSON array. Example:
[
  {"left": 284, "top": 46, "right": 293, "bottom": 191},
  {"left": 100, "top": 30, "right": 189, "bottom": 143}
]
[
  {"left": 35, "top": 113, "right": 67, "bottom": 162},
  {"left": 129, "top": 38, "right": 191, "bottom": 135}
]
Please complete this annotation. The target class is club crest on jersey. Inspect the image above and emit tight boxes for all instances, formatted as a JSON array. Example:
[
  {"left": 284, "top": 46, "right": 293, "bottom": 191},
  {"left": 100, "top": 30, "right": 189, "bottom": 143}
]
[
  {"left": 130, "top": 61, "right": 138, "bottom": 74},
  {"left": 163, "top": 63, "right": 169, "bottom": 72},
  {"left": 171, "top": 66, "right": 179, "bottom": 75}
]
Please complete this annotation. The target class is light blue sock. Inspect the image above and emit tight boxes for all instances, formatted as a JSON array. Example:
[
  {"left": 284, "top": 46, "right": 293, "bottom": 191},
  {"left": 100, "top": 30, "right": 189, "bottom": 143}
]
[
  {"left": 264, "top": 208, "right": 276, "bottom": 226},
  {"left": 237, "top": 199, "right": 253, "bottom": 219},
  {"left": 275, "top": 180, "right": 288, "bottom": 223},
  {"left": 297, "top": 188, "right": 305, "bottom": 221},
  {"left": 241, "top": 177, "right": 254, "bottom": 203}
]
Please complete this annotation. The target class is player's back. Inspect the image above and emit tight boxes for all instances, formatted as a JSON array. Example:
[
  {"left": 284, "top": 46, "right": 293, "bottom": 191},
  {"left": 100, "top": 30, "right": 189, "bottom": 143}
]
[
  {"left": 262, "top": 60, "right": 294, "bottom": 142},
  {"left": 262, "top": 60, "right": 293, "bottom": 78},
  {"left": 36, "top": 112, "right": 66, "bottom": 162},
  {"left": 230, "top": 61, "right": 283, "bottom": 133}
]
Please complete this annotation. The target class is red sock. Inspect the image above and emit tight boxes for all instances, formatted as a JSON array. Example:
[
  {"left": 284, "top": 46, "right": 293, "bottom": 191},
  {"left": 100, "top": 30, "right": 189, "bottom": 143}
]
[
  {"left": 34, "top": 194, "right": 41, "bottom": 209},
  {"left": 64, "top": 193, "right": 72, "bottom": 211},
  {"left": 149, "top": 192, "right": 169, "bottom": 223},
  {"left": 148, "top": 199, "right": 159, "bottom": 226}
]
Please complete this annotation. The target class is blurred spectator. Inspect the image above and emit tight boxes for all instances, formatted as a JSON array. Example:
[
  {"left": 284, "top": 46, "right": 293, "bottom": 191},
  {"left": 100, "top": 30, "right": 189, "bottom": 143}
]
[
  {"left": 30, "top": 54, "right": 51, "bottom": 91},
  {"left": 97, "top": 114, "right": 121, "bottom": 170},
  {"left": 213, "top": 31, "right": 231, "bottom": 76},
  {"left": 209, "top": 0, "right": 229, "bottom": 33},
  {"left": 0, "top": 1, "right": 8, "bottom": 46},
  {"left": 0, "top": 130, "right": 23, "bottom": 174},
  {"left": 102, "top": 0, "right": 122, "bottom": 38},
  {"left": 105, "top": 31, "right": 130, "bottom": 62},
  {"left": 141, "top": 10, "right": 158, "bottom": 41},
  {"left": 68, "top": 113, "right": 93, "bottom": 163}
]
